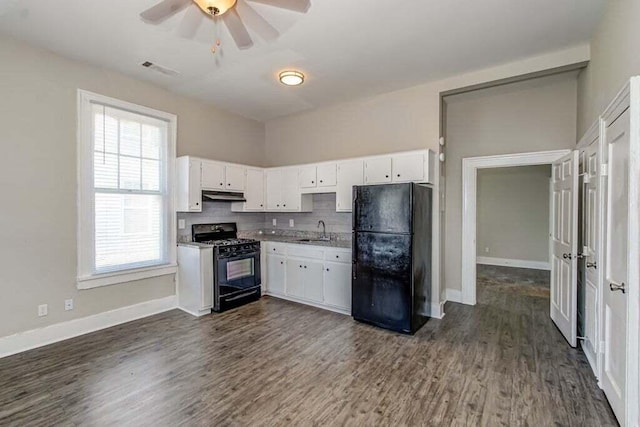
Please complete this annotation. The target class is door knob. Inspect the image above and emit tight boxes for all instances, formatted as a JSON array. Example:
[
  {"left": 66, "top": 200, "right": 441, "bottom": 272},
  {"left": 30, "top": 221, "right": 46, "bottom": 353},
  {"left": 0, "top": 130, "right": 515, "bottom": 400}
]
[
  {"left": 562, "top": 253, "right": 573, "bottom": 259},
  {"left": 609, "top": 283, "right": 626, "bottom": 293},
  {"left": 586, "top": 261, "right": 597, "bottom": 269}
]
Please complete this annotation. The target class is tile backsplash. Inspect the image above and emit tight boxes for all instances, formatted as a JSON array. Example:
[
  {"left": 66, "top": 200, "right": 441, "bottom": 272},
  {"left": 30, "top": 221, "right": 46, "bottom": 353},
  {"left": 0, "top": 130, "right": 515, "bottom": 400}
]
[{"left": 177, "top": 193, "right": 352, "bottom": 241}]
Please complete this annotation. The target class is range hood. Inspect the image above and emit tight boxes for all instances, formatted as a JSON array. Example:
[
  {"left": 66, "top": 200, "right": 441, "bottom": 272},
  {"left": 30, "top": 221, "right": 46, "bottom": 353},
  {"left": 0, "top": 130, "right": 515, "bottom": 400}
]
[{"left": 202, "top": 190, "right": 246, "bottom": 202}]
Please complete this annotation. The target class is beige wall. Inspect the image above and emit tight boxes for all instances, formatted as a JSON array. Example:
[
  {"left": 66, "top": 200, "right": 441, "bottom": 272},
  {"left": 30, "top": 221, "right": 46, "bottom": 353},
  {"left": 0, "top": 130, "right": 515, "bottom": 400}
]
[
  {"left": 577, "top": 0, "right": 640, "bottom": 135},
  {"left": 0, "top": 35, "right": 264, "bottom": 337},
  {"left": 444, "top": 73, "right": 577, "bottom": 293},
  {"left": 477, "top": 166, "right": 551, "bottom": 263},
  {"left": 264, "top": 45, "right": 590, "bottom": 166}
]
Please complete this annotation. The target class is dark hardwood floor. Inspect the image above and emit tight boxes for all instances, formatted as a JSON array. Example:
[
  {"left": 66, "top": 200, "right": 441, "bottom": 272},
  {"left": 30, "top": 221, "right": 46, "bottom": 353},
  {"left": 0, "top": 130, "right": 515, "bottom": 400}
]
[{"left": 0, "top": 266, "right": 616, "bottom": 426}]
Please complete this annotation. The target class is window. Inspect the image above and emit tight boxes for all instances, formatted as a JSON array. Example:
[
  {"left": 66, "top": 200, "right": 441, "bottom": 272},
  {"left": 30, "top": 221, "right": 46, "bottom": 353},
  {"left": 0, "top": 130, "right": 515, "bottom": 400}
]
[{"left": 77, "top": 90, "right": 177, "bottom": 289}]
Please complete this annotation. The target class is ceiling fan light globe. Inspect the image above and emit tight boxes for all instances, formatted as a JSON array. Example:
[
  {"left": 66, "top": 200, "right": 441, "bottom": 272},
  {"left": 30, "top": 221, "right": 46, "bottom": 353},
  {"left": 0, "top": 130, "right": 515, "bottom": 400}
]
[
  {"left": 279, "top": 71, "right": 304, "bottom": 86},
  {"left": 194, "top": 0, "right": 237, "bottom": 15}
]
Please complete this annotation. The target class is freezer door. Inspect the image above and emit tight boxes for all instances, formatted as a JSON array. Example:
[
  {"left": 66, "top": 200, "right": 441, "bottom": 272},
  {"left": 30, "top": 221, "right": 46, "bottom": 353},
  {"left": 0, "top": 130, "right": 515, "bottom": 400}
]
[
  {"left": 352, "top": 231, "right": 412, "bottom": 333},
  {"left": 353, "top": 184, "right": 412, "bottom": 233}
]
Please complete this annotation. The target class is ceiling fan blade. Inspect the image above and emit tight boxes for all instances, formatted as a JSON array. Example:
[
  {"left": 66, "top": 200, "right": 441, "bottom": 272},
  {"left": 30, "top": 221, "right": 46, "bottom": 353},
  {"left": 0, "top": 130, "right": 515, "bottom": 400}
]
[
  {"left": 0, "top": 0, "right": 19, "bottom": 17},
  {"left": 222, "top": 8, "right": 253, "bottom": 50},
  {"left": 177, "top": 6, "right": 204, "bottom": 38},
  {"left": 140, "top": 0, "right": 191, "bottom": 23},
  {"left": 246, "top": 0, "right": 310, "bottom": 13},
  {"left": 235, "top": 0, "right": 279, "bottom": 42}
]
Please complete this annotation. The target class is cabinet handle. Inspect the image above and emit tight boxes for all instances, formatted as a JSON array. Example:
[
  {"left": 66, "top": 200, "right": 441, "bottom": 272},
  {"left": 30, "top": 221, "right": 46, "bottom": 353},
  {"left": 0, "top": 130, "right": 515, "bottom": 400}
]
[
  {"left": 277, "top": 204, "right": 280, "bottom": 207},
  {"left": 283, "top": 204, "right": 286, "bottom": 207},
  {"left": 304, "top": 265, "right": 307, "bottom": 269},
  {"left": 260, "top": 204, "right": 263, "bottom": 207},
  {"left": 299, "top": 265, "right": 302, "bottom": 268},
  {"left": 311, "top": 181, "right": 315, "bottom": 184},
  {"left": 336, "top": 255, "right": 339, "bottom": 258},
  {"left": 320, "top": 180, "right": 323, "bottom": 183},
  {"left": 220, "top": 182, "right": 223, "bottom": 186},
  {"left": 280, "top": 261, "right": 283, "bottom": 265},
  {"left": 397, "top": 174, "right": 401, "bottom": 177},
  {"left": 228, "top": 183, "right": 231, "bottom": 186},
  {"left": 196, "top": 202, "right": 199, "bottom": 206},
  {"left": 326, "top": 268, "right": 330, "bottom": 271},
  {"left": 385, "top": 175, "right": 389, "bottom": 178},
  {"left": 273, "top": 248, "right": 276, "bottom": 251}
]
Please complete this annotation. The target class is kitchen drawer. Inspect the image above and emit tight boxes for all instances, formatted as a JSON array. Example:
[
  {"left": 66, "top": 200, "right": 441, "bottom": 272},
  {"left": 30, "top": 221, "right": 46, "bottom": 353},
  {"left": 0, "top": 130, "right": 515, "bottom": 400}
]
[
  {"left": 287, "top": 245, "right": 324, "bottom": 260},
  {"left": 324, "top": 249, "right": 351, "bottom": 263},
  {"left": 266, "top": 242, "right": 287, "bottom": 255}
]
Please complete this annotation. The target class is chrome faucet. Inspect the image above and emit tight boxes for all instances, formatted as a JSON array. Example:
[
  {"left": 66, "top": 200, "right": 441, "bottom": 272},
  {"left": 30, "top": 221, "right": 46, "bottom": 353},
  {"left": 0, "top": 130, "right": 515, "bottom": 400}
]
[{"left": 317, "top": 220, "right": 330, "bottom": 241}]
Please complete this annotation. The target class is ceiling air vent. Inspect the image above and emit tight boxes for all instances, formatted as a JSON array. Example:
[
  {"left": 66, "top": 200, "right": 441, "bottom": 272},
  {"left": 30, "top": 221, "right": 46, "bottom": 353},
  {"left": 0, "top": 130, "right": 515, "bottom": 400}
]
[{"left": 141, "top": 61, "right": 180, "bottom": 77}]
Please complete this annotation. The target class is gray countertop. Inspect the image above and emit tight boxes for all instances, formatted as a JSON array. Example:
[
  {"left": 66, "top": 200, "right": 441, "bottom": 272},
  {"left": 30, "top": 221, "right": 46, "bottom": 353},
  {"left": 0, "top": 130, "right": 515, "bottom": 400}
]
[{"left": 178, "top": 230, "right": 352, "bottom": 249}]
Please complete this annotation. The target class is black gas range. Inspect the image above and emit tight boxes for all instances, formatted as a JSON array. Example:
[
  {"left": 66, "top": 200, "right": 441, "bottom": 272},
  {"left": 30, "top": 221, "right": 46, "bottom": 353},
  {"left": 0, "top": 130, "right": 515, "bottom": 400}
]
[{"left": 192, "top": 223, "right": 261, "bottom": 312}]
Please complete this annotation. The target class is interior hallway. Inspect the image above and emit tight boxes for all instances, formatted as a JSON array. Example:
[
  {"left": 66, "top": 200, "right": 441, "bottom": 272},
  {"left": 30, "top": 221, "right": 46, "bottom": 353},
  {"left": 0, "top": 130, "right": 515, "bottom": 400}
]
[{"left": 0, "top": 266, "right": 616, "bottom": 426}]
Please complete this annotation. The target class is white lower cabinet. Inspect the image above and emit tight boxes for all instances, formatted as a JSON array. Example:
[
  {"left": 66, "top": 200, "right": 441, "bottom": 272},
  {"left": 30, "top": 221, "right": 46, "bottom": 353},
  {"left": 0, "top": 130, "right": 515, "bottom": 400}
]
[
  {"left": 323, "top": 262, "right": 352, "bottom": 310},
  {"left": 266, "top": 254, "right": 286, "bottom": 296},
  {"left": 263, "top": 242, "right": 351, "bottom": 314},
  {"left": 177, "top": 245, "right": 213, "bottom": 316}
]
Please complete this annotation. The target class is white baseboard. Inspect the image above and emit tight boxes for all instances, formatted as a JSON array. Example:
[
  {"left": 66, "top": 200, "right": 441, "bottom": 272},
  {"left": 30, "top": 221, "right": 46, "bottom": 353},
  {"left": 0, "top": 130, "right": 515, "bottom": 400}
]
[
  {"left": 430, "top": 301, "right": 445, "bottom": 319},
  {"left": 445, "top": 288, "right": 463, "bottom": 303},
  {"left": 476, "top": 256, "right": 550, "bottom": 271},
  {"left": 0, "top": 295, "right": 177, "bottom": 359}
]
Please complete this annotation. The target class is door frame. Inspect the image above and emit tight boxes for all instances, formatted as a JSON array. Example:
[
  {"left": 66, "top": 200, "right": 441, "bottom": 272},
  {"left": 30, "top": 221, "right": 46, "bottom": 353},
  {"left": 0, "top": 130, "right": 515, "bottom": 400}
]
[{"left": 460, "top": 149, "right": 571, "bottom": 305}]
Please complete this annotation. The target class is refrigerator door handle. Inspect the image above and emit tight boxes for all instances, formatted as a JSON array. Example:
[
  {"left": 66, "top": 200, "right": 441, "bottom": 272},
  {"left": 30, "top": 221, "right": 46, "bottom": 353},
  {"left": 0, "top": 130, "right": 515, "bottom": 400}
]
[{"left": 352, "top": 233, "right": 357, "bottom": 280}]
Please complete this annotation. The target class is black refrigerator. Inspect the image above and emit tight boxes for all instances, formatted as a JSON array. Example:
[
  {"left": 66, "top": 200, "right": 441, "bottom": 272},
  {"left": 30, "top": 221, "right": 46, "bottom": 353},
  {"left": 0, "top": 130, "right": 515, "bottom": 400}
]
[{"left": 351, "top": 183, "right": 432, "bottom": 334}]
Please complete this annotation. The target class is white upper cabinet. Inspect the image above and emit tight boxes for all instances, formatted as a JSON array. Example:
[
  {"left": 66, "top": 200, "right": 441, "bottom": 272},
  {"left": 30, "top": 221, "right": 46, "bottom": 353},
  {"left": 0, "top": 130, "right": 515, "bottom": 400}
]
[
  {"left": 176, "top": 157, "right": 203, "bottom": 212},
  {"left": 201, "top": 160, "right": 225, "bottom": 190},
  {"left": 265, "top": 169, "right": 282, "bottom": 210},
  {"left": 225, "top": 164, "right": 246, "bottom": 191},
  {"left": 336, "top": 160, "right": 364, "bottom": 212},
  {"left": 232, "top": 168, "right": 264, "bottom": 212},
  {"left": 265, "top": 168, "right": 311, "bottom": 212},
  {"left": 299, "top": 163, "right": 337, "bottom": 192},
  {"left": 299, "top": 166, "right": 317, "bottom": 189},
  {"left": 317, "top": 163, "right": 337, "bottom": 187},
  {"left": 364, "top": 157, "right": 392, "bottom": 184},
  {"left": 392, "top": 152, "right": 425, "bottom": 182},
  {"left": 281, "top": 168, "right": 301, "bottom": 211}
]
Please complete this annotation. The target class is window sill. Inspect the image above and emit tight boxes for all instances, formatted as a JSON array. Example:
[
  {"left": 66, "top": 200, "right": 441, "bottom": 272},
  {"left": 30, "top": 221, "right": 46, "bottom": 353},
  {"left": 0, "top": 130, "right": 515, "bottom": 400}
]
[{"left": 77, "top": 264, "right": 178, "bottom": 290}]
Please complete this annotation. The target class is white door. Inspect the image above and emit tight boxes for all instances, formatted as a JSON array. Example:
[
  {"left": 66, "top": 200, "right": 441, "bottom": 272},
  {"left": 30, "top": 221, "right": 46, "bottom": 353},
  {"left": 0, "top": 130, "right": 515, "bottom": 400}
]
[
  {"left": 304, "top": 261, "right": 324, "bottom": 303},
  {"left": 201, "top": 160, "right": 225, "bottom": 190},
  {"left": 266, "top": 254, "right": 286, "bottom": 296},
  {"left": 582, "top": 138, "right": 600, "bottom": 365},
  {"left": 364, "top": 157, "right": 392, "bottom": 184},
  {"left": 286, "top": 259, "right": 305, "bottom": 299},
  {"left": 281, "top": 168, "right": 300, "bottom": 210},
  {"left": 336, "top": 160, "right": 364, "bottom": 212},
  {"left": 299, "top": 166, "right": 317, "bottom": 188},
  {"left": 550, "top": 150, "right": 579, "bottom": 347},
  {"left": 392, "top": 153, "right": 425, "bottom": 182},
  {"left": 244, "top": 169, "right": 264, "bottom": 211},
  {"left": 601, "top": 109, "right": 630, "bottom": 425},
  {"left": 323, "top": 261, "right": 351, "bottom": 310},
  {"left": 317, "top": 163, "right": 337, "bottom": 187},
  {"left": 225, "top": 165, "right": 246, "bottom": 191},
  {"left": 265, "top": 170, "right": 282, "bottom": 210}
]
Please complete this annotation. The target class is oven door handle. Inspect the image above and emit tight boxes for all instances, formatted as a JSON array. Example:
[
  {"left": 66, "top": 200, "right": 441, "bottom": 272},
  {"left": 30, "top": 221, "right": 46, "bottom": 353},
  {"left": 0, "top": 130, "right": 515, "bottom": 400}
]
[{"left": 219, "top": 251, "right": 260, "bottom": 262}]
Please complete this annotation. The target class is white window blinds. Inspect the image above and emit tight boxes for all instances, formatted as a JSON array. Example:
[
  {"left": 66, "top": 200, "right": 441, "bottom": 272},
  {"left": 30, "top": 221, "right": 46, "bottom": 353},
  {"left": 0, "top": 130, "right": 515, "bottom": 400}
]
[{"left": 78, "top": 91, "right": 176, "bottom": 287}]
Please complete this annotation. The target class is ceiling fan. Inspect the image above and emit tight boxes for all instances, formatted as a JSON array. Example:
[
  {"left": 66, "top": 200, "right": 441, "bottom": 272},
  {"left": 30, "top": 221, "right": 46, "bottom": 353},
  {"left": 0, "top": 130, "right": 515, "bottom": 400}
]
[{"left": 140, "top": 0, "right": 311, "bottom": 52}]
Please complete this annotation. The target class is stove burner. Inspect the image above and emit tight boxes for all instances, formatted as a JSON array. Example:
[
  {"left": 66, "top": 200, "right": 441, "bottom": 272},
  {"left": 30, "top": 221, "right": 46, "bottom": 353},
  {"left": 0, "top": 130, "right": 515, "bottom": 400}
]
[{"left": 200, "top": 238, "right": 256, "bottom": 246}]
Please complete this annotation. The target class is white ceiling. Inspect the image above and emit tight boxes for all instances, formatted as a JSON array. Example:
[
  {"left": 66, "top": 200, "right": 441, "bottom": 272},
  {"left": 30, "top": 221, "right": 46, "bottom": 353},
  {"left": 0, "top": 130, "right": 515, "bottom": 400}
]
[{"left": 0, "top": 0, "right": 606, "bottom": 121}]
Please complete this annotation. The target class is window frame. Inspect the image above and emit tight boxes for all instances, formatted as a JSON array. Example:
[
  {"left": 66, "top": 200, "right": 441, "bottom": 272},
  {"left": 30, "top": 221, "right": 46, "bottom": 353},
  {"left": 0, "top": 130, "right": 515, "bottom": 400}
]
[{"left": 77, "top": 90, "right": 177, "bottom": 289}]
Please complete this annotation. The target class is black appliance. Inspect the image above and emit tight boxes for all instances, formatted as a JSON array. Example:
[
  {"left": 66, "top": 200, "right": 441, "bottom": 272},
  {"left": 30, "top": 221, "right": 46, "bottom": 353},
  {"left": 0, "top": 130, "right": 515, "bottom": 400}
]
[
  {"left": 351, "top": 183, "right": 432, "bottom": 334},
  {"left": 192, "top": 223, "right": 261, "bottom": 312}
]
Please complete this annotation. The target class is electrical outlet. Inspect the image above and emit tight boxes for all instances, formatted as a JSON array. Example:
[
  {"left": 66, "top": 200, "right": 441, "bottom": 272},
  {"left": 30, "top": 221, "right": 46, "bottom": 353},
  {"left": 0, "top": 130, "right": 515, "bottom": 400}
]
[
  {"left": 485, "top": 247, "right": 490, "bottom": 253},
  {"left": 65, "top": 299, "right": 74, "bottom": 311},
  {"left": 272, "top": 218, "right": 277, "bottom": 226},
  {"left": 289, "top": 219, "right": 294, "bottom": 228},
  {"left": 178, "top": 219, "right": 186, "bottom": 230},
  {"left": 38, "top": 304, "right": 48, "bottom": 317}
]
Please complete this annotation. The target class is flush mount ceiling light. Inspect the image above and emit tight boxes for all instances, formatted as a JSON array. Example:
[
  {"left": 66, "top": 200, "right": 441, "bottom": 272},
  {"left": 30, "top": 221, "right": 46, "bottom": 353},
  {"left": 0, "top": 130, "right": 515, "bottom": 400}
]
[{"left": 279, "top": 70, "right": 305, "bottom": 86}]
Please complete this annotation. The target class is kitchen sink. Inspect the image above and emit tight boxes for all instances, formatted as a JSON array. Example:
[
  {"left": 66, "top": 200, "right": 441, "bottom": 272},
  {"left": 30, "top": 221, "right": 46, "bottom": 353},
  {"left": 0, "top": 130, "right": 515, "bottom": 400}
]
[{"left": 297, "top": 238, "right": 329, "bottom": 242}]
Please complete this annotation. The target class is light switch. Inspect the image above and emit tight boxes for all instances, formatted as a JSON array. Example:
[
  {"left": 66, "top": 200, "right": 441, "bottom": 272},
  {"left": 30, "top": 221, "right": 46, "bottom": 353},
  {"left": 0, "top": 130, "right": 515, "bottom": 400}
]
[
  {"left": 289, "top": 219, "right": 294, "bottom": 228},
  {"left": 178, "top": 219, "right": 186, "bottom": 230},
  {"left": 272, "top": 218, "right": 277, "bottom": 226}
]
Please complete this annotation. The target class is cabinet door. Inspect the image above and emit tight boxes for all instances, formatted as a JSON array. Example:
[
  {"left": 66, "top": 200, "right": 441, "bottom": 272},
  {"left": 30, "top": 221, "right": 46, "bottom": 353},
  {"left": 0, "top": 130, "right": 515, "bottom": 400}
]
[
  {"left": 286, "top": 258, "right": 305, "bottom": 299},
  {"left": 245, "top": 168, "right": 265, "bottom": 211},
  {"left": 364, "top": 157, "right": 392, "bottom": 184},
  {"left": 323, "top": 261, "right": 351, "bottom": 310},
  {"left": 225, "top": 165, "right": 246, "bottom": 191},
  {"left": 265, "top": 170, "right": 282, "bottom": 210},
  {"left": 304, "top": 260, "right": 324, "bottom": 303},
  {"left": 336, "top": 160, "right": 364, "bottom": 212},
  {"left": 299, "top": 166, "right": 317, "bottom": 188},
  {"left": 392, "top": 153, "right": 425, "bottom": 182},
  {"left": 188, "top": 158, "right": 202, "bottom": 211},
  {"left": 281, "top": 168, "right": 300, "bottom": 210},
  {"left": 266, "top": 254, "right": 286, "bottom": 296},
  {"left": 201, "top": 160, "right": 225, "bottom": 190},
  {"left": 317, "top": 163, "right": 337, "bottom": 187}
]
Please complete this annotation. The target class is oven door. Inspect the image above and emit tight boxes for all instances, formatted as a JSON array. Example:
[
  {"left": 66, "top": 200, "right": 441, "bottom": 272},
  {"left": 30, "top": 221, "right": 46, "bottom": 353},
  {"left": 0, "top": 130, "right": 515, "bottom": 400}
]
[{"left": 216, "top": 251, "right": 261, "bottom": 297}]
